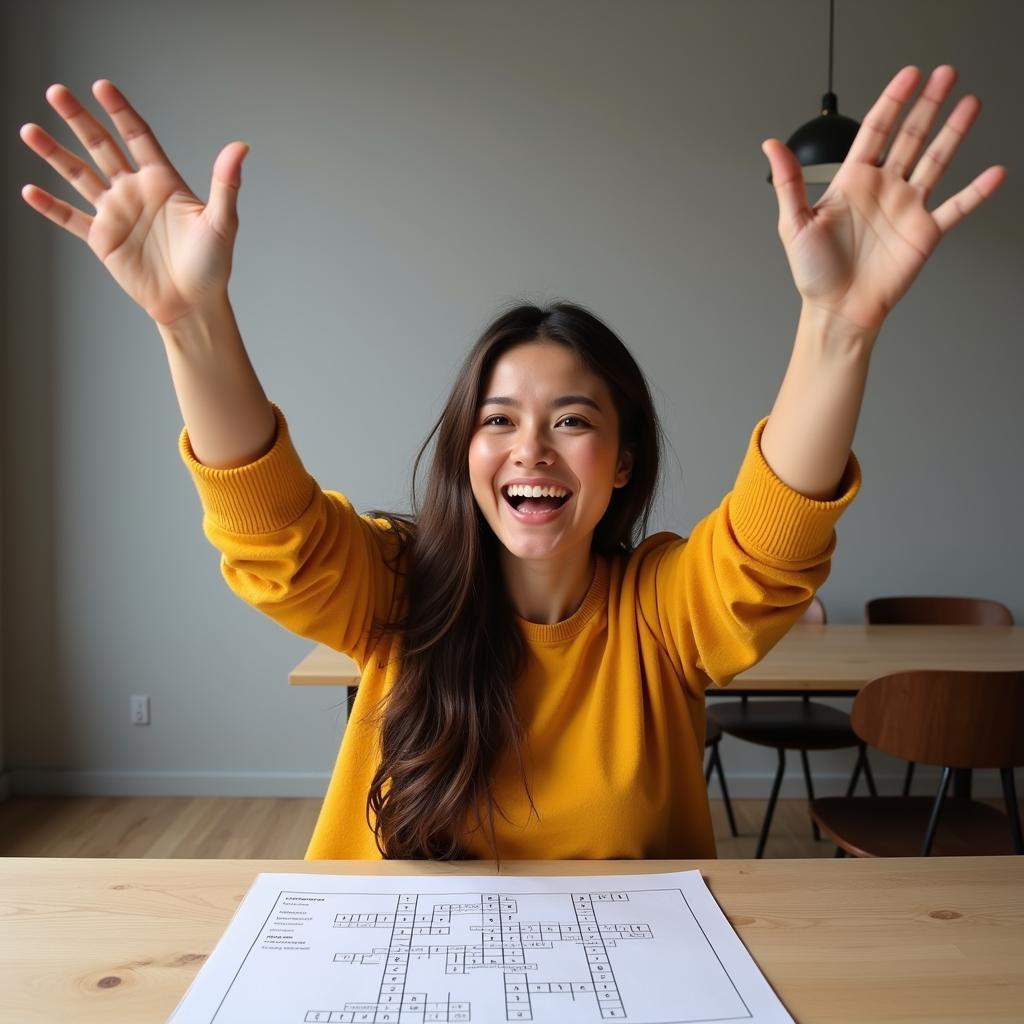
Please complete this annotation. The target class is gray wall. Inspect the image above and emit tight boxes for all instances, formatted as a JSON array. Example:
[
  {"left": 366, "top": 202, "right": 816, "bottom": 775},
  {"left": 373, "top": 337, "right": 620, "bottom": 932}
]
[{"left": 2, "top": 0, "right": 1021, "bottom": 803}]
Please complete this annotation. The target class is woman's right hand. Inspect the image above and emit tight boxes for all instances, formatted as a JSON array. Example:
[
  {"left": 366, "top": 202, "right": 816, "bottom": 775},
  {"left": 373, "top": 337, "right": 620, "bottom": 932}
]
[{"left": 19, "top": 80, "right": 250, "bottom": 327}]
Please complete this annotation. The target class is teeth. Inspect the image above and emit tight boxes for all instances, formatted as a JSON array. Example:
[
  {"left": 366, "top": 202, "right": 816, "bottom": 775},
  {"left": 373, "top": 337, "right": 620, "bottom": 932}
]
[{"left": 505, "top": 484, "right": 570, "bottom": 499}]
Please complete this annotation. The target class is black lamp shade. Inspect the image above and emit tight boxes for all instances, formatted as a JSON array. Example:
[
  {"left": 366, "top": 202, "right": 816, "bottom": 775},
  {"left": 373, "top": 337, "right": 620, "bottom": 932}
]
[{"left": 768, "top": 91, "right": 861, "bottom": 185}]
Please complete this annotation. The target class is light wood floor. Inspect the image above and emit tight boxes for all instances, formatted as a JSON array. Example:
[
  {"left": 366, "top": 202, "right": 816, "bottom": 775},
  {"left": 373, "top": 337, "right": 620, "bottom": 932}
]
[
  {"left": 0, "top": 796, "right": 324, "bottom": 859},
  {"left": 0, "top": 796, "right": 846, "bottom": 859}
]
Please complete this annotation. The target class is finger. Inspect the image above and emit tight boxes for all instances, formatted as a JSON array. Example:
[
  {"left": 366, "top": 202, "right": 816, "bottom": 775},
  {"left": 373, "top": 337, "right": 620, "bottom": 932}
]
[
  {"left": 45, "top": 83, "right": 133, "bottom": 182},
  {"left": 763, "top": 138, "right": 811, "bottom": 229},
  {"left": 91, "top": 79, "right": 176, "bottom": 170},
  {"left": 884, "top": 65, "right": 957, "bottom": 179},
  {"left": 845, "top": 66, "right": 922, "bottom": 168},
  {"left": 931, "top": 165, "right": 1007, "bottom": 235},
  {"left": 20, "top": 183, "right": 93, "bottom": 242},
  {"left": 19, "top": 122, "right": 108, "bottom": 206},
  {"left": 206, "top": 142, "right": 250, "bottom": 238},
  {"left": 908, "top": 94, "right": 981, "bottom": 199}
]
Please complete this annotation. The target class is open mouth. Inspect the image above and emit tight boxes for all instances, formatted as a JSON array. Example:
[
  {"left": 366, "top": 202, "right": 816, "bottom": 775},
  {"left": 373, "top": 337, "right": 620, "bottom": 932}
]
[{"left": 501, "top": 485, "right": 573, "bottom": 515}]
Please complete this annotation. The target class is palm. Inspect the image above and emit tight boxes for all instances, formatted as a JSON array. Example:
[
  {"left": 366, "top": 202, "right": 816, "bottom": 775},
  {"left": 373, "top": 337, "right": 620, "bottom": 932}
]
[
  {"left": 765, "top": 65, "right": 1006, "bottom": 334},
  {"left": 89, "top": 167, "right": 229, "bottom": 325},
  {"left": 786, "top": 163, "right": 939, "bottom": 329}
]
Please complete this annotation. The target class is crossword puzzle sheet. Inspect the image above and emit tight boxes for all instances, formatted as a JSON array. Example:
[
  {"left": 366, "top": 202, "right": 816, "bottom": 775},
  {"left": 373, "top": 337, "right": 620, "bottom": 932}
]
[{"left": 167, "top": 870, "right": 793, "bottom": 1024}]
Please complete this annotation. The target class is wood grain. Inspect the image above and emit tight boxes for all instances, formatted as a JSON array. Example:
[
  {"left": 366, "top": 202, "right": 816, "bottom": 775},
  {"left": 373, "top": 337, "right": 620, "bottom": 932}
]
[
  {"left": 0, "top": 796, "right": 865, "bottom": 859},
  {"left": 288, "top": 625, "right": 1024, "bottom": 693},
  {"left": 0, "top": 797, "right": 322, "bottom": 858},
  {"left": 1, "top": 856, "right": 1021, "bottom": 1023}
]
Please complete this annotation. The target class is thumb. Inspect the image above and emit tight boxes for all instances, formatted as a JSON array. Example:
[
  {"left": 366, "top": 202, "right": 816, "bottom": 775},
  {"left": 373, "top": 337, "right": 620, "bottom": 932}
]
[
  {"left": 762, "top": 138, "right": 810, "bottom": 231},
  {"left": 207, "top": 141, "right": 250, "bottom": 236}
]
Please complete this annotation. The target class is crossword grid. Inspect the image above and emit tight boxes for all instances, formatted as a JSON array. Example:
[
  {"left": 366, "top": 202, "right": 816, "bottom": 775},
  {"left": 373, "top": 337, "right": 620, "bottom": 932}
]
[{"left": 305, "top": 890, "right": 653, "bottom": 1023}]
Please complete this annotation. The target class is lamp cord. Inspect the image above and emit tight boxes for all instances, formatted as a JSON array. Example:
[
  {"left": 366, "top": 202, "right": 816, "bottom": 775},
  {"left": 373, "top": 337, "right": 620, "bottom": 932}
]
[{"left": 828, "top": 0, "right": 835, "bottom": 94}]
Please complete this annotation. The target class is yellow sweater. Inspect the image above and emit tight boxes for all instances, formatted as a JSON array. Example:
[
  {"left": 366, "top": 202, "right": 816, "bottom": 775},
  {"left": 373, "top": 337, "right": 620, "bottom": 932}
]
[{"left": 180, "top": 403, "right": 860, "bottom": 860}]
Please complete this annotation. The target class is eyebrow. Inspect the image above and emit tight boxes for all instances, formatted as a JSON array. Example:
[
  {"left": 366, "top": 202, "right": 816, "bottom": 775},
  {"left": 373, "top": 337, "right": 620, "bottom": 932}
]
[{"left": 480, "top": 394, "right": 603, "bottom": 412}]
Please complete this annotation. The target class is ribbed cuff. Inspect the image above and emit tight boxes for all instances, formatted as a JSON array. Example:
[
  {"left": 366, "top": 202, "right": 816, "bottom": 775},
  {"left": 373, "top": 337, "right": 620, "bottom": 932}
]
[
  {"left": 729, "top": 416, "right": 862, "bottom": 562},
  {"left": 178, "top": 403, "right": 317, "bottom": 535}
]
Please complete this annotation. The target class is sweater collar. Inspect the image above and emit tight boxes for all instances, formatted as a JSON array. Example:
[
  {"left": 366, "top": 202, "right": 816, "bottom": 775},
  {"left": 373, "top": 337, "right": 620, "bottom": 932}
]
[{"left": 515, "top": 553, "right": 609, "bottom": 643}]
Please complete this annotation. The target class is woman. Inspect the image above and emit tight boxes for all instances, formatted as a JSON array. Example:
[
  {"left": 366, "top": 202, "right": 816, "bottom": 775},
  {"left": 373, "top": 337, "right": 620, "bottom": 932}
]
[{"left": 18, "top": 66, "right": 1005, "bottom": 862}]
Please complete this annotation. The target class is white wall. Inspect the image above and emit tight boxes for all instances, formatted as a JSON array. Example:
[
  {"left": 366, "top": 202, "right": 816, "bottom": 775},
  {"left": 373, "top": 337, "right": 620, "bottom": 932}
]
[{"left": 2, "top": 0, "right": 1022, "bottom": 802}]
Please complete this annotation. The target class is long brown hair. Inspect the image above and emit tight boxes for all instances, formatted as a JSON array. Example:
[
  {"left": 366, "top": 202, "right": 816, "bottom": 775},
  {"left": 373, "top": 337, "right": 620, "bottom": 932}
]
[{"left": 361, "top": 300, "right": 664, "bottom": 862}]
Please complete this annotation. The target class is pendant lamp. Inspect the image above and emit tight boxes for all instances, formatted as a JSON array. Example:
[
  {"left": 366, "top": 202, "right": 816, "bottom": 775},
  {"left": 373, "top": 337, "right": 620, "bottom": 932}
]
[{"left": 768, "top": 0, "right": 861, "bottom": 185}]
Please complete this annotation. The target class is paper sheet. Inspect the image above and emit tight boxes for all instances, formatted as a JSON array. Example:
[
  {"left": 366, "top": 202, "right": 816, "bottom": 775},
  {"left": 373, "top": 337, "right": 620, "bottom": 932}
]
[{"left": 168, "top": 870, "right": 793, "bottom": 1023}]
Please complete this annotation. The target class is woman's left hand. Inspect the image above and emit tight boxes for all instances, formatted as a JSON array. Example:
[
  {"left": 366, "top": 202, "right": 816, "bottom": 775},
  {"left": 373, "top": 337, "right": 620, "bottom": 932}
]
[{"left": 762, "top": 65, "right": 1007, "bottom": 335}]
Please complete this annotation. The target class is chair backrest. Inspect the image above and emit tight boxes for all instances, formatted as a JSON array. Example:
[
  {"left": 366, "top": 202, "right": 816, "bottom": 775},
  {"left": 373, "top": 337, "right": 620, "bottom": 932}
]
[
  {"left": 865, "top": 596, "right": 1014, "bottom": 625},
  {"left": 799, "top": 596, "right": 827, "bottom": 625},
  {"left": 850, "top": 670, "right": 1024, "bottom": 769}
]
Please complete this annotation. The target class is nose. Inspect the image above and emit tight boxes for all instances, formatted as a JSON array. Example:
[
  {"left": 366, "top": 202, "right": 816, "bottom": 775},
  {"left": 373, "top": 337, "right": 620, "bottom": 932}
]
[{"left": 512, "top": 426, "right": 554, "bottom": 466}]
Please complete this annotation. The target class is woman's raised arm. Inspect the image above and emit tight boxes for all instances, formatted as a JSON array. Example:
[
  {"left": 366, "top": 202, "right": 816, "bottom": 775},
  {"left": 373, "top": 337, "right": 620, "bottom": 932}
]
[{"left": 19, "top": 79, "right": 274, "bottom": 468}]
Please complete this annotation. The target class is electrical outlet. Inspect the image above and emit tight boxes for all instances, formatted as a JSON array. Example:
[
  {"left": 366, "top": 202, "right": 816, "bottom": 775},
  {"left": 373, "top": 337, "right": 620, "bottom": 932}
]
[{"left": 130, "top": 695, "right": 150, "bottom": 726}]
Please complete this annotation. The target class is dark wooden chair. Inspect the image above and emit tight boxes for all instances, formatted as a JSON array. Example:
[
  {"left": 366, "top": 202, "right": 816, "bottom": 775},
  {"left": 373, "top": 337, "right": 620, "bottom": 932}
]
[
  {"left": 704, "top": 718, "right": 738, "bottom": 837},
  {"left": 809, "top": 670, "right": 1024, "bottom": 856},
  {"left": 707, "top": 596, "right": 876, "bottom": 858},
  {"left": 865, "top": 596, "right": 1015, "bottom": 795}
]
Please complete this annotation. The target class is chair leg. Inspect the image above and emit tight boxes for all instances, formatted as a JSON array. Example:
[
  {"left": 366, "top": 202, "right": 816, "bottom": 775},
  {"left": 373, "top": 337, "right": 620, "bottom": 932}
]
[
  {"left": 706, "top": 741, "right": 739, "bottom": 838},
  {"left": 800, "top": 749, "right": 821, "bottom": 841},
  {"left": 845, "top": 747, "right": 863, "bottom": 797},
  {"left": 921, "top": 766, "right": 953, "bottom": 856},
  {"left": 862, "top": 747, "right": 878, "bottom": 797},
  {"left": 1000, "top": 768, "right": 1024, "bottom": 855},
  {"left": 713, "top": 744, "right": 739, "bottom": 838},
  {"left": 902, "top": 761, "right": 916, "bottom": 797},
  {"left": 847, "top": 744, "right": 877, "bottom": 798},
  {"left": 756, "top": 749, "right": 786, "bottom": 859}
]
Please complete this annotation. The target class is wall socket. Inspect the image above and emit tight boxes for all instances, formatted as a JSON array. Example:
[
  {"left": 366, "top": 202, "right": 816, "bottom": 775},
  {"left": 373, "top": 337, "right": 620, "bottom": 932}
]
[{"left": 130, "top": 695, "right": 150, "bottom": 726}]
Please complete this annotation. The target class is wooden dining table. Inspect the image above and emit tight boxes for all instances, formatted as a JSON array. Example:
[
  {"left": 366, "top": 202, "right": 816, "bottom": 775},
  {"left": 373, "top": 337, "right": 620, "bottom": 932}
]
[
  {"left": 289, "top": 624, "right": 1024, "bottom": 800},
  {"left": 2, "top": 855, "right": 1022, "bottom": 1023},
  {"left": 289, "top": 623, "right": 1024, "bottom": 703}
]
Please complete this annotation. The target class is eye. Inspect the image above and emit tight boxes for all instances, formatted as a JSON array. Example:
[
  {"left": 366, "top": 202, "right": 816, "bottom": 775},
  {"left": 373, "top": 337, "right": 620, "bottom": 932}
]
[{"left": 480, "top": 414, "right": 590, "bottom": 428}]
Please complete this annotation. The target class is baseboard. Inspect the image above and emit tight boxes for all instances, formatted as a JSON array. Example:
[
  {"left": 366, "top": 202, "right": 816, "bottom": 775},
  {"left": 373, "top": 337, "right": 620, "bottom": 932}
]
[
  {"left": 705, "top": 769, "right": 1015, "bottom": 801},
  {"left": 8, "top": 770, "right": 330, "bottom": 798}
]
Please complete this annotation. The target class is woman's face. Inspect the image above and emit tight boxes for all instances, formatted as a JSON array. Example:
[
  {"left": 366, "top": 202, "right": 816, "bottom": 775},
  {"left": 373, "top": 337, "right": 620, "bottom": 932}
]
[{"left": 468, "top": 340, "right": 632, "bottom": 563}]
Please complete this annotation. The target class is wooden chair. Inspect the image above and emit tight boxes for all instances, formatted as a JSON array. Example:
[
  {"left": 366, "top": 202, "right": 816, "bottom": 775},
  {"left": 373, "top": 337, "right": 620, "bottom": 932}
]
[
  {"left": 707, "top": 596, "right": 876, "bottom": 858},
  {"left": 865, "top": 596, "right": 1015, "bottom": 795},
  {"left": 809, "top": 670, "right": 1024, "bottom": 856},
  {"left": 704, "top": 719, "right": 738, "bottom": 837}
]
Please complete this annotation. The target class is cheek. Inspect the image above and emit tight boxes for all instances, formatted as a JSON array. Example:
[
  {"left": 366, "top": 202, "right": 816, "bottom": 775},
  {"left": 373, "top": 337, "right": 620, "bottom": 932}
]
[
  {"left": 574, "top": 436, "right": 619, "bottom": 487},
  {"left": 468, "top": 435, "right": 501, "bottom": 498}
]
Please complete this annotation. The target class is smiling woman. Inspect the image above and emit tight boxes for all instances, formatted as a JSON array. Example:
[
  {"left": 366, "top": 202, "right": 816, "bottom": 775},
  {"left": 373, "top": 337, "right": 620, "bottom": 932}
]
[
  {"left": 203, "top": 298, "right": 859, "bottom": 865},
  {"left": 351, "top": 303, "right": 666, "bottom": 861}
]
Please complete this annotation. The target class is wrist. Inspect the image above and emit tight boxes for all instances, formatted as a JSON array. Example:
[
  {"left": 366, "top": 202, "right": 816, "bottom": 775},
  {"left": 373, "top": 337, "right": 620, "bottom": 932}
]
[
  {"left": 798, "top": 302, "right": 879, "bottom": 362},
  {"left": 154, "top": 290, "right": 233, "bottom": 329},
  {"left": 156, "top": 294, "right": 236, "bottom": 352}
]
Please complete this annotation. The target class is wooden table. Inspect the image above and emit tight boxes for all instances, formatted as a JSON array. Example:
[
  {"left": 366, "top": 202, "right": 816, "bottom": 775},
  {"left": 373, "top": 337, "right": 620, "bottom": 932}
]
[
  {"left": 721, "top": 624, "right": 1024, "bottom": 696},
  {"left": 2, "top": 856, "right": 1022, "bottom": 1023},
  {"left": 290, "top": 626, "right": 1024, "bottom": 799},
  {"left": 289, "top": 625, "right": 1024, "bottom": 705}
]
